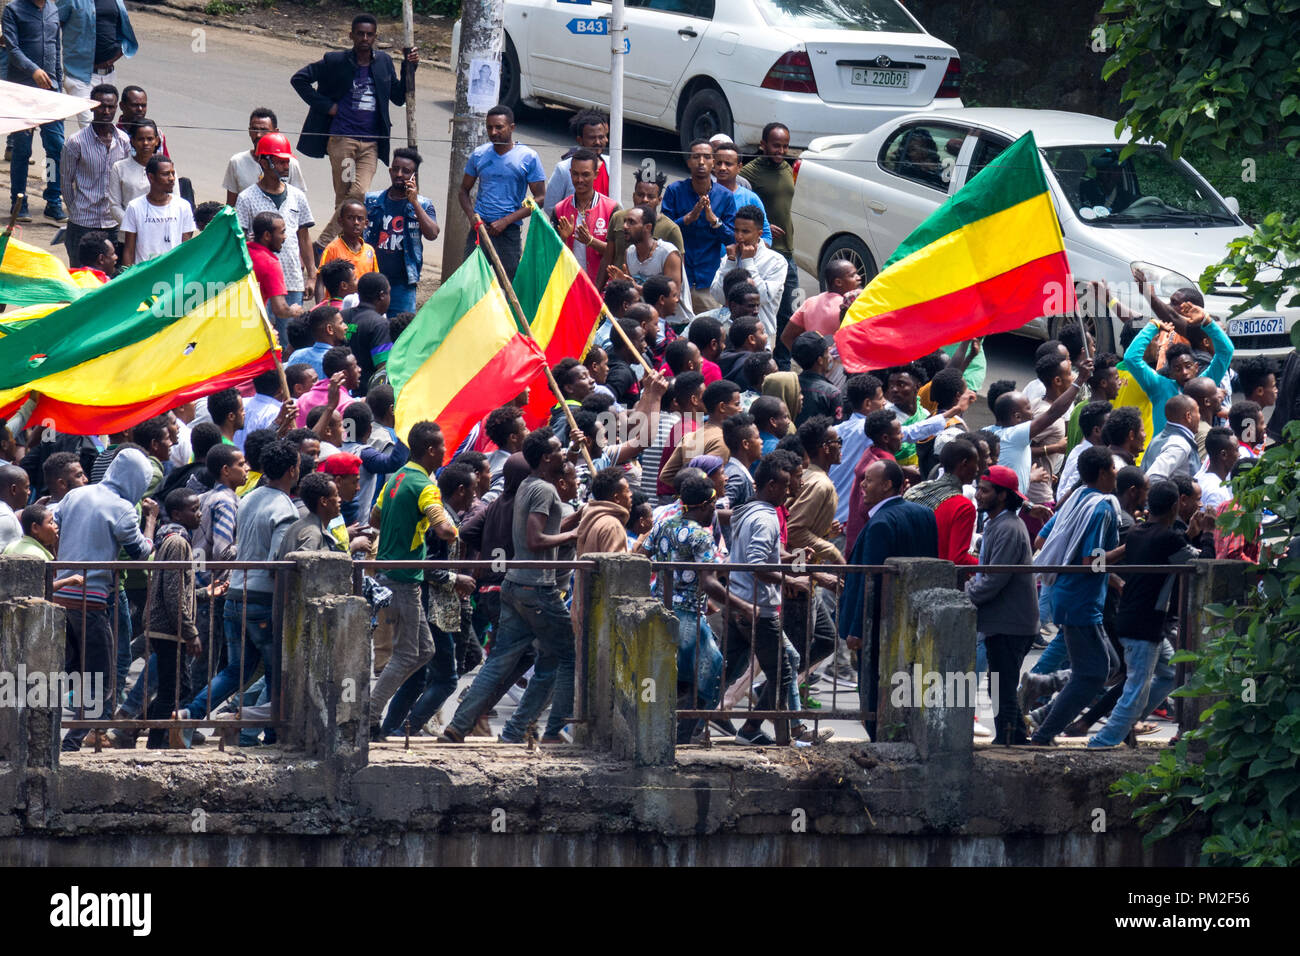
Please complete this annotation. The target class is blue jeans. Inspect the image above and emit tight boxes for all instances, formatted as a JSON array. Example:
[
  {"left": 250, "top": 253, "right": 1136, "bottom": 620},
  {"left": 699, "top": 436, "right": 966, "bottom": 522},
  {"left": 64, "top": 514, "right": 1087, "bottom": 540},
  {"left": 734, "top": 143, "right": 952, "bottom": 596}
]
[
  {"left": 1032, "top": 631, "right": 1069, "bottom": 674},
  {"left": 184, "top": 596, "right": 275, "bottom": 718},
  {"left": 284, "top": 290, "right": 304, "bottom": 307},
  {"left": 448, "top": 581, "right": 574, "bottom": 740},
  {"left": 380, "top": 619, "right": 458, "bottom": 736},
  {"left": 387, "top": 281, "right": 417, "bottom": 315},
  {"left": 1037, "top": 582, "right": 1053, "bottom": 632},
  {"left": 1089, "top": 638, "right": 1176, "bottom": 747},
  {"left": 675, "top": 610, "right": 723, "bottom": 743},
  {"left": 1032, "top": 623, "right": 1110, "bottom": 742},
  {"left": 10, "top": 120, "right": 63, "bottom": 206}
]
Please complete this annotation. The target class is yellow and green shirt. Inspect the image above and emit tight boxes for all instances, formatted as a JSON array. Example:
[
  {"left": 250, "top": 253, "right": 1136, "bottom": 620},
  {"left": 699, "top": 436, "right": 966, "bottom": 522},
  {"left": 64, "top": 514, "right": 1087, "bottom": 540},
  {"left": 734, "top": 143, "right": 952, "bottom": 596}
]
[{"left": 374, "top": 462, "right": 449, "bottom": 582}]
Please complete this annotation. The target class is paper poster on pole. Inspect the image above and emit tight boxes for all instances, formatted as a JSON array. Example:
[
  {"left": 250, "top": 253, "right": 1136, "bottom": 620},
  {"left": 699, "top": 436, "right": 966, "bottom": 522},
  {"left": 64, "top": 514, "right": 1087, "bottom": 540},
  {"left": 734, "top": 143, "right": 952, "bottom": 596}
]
[{"left": 467, "top": 57, "right": 500, "bottom": 113}]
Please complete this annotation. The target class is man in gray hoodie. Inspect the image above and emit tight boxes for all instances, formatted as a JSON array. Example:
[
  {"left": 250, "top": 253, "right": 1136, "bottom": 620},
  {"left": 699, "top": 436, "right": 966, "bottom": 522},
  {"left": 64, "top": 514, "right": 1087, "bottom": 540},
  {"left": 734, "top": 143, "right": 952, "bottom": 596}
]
[
  {"left": 53, "top": 446, "right": 157, "bottom": 752},
  {"left": 965, "top": 465, "right": 1037, "bottom": 745},
  {"left": 726, "top": 449, "right": 824, "bottom": 745}
]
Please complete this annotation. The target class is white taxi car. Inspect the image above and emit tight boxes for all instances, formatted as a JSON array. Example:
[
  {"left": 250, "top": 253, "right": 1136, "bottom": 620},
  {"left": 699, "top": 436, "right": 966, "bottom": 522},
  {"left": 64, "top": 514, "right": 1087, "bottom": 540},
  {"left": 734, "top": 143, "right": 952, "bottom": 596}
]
[
  {"left": 478, "top": 0, "right": 962, "bottom": 151},
  {"left": 790, "top": 108, "right": 1298, "bottom": 359}
]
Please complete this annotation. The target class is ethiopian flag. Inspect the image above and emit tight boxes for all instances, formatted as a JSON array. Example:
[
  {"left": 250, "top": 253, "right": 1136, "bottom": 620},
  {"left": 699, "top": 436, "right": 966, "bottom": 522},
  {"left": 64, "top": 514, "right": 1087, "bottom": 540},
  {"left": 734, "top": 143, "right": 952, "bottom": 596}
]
[
  {"left": 512, "top": 205, "right": 608, "bottom": 428},
  {"left": 0, "top": 231, "right": 86, "bottom": 307},
  {"left": 837, "top": 132, "right": 1074, "bottom": 372},
  {"left": 0, "top": 208, "right": 277, "bottom": 434},
  {"left": 388, "top": 248, "right": 546, "bottom": 452}
]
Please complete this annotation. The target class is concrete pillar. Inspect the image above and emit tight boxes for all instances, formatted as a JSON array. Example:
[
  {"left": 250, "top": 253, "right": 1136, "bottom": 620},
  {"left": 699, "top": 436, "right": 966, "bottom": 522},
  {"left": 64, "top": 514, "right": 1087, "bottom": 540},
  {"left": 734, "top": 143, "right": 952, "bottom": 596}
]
[
  {"left": 580, "top": 554, "right": 678, "bottom": 766},
  {"left": 1179, "top": 560, "right": 1248, "bottom": 736},
  {"left": 280, "top": 551, "right": 371, "bottom": 767},
  {"left": 0, "top": 556, "right": 65, "bottom": 778},
  {"left": 876, "top": 558, "right": 964, "bottom": 743}
]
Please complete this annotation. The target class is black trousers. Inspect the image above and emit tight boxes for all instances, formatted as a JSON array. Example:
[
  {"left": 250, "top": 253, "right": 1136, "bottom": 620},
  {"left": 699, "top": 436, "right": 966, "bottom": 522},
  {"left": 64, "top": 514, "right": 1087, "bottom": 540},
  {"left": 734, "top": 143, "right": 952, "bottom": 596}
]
[
  {"left": 63, "top": 605, "right": 114, "bottom": 750},
  {"left": 985, "top": 633, "right": 1036, "bottom": 743},
  {"left": 726, "top": 614, "right": 792, "bottom": 714},
  {"left": 146, "top": 638, "right": 195, "bottom": 748}
]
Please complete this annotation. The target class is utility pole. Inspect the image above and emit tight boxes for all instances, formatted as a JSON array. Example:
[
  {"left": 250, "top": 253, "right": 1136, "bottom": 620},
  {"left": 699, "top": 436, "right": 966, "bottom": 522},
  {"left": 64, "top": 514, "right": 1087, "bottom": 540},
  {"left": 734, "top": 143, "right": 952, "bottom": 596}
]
[
  {"left": 442, "top": 0, "right": 504, "bottom": 280},
  {"left": 403, "top": 0, "right": 418, "bottom": 148},
  {"left": 608, "top": 0, "right": 626, "bottom": 205}
]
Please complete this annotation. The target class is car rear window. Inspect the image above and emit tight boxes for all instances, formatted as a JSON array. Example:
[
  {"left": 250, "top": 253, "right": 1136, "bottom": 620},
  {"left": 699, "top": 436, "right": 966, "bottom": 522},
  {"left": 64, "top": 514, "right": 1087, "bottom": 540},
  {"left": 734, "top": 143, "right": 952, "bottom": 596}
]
[{"left": 752, "top": 0, "right": 921, "bottom": 32}]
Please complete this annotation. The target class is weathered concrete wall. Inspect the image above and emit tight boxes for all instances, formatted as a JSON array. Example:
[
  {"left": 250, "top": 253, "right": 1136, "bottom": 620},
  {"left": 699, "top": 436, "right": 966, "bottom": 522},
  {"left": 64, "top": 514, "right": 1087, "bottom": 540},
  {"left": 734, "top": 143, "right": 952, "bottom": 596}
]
[{"left": 0, "top": 745, "right": 1202, "bottom": 865}]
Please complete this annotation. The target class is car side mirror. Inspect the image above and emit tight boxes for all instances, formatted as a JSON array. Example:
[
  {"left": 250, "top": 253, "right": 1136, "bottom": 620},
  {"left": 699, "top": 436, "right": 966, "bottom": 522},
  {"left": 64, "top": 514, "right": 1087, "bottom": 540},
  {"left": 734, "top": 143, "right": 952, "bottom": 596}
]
[{"left": 1223, "top": 196, "right": 1240, "bottom": 216}]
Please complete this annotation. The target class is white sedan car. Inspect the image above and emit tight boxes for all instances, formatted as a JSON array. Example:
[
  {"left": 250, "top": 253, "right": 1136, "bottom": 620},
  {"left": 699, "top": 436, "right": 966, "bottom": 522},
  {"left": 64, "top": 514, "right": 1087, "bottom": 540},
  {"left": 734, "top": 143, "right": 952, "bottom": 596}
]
[
  {"left": 494, "top": 0, "right": 962, "bottom": 150},
  {"left": 791, "top": 108, "right": 1298, "bottom": 359}
]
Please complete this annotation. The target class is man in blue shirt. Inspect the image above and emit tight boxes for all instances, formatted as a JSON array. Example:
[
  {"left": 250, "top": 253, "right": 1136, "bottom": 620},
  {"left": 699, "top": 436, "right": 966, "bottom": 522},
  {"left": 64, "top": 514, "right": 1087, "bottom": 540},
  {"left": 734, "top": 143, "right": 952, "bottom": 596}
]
[
  {"left": 661, "top": 139, "right": 735, "bottom": 314},
  {"left": 1028, "top": 445, "right": 1123, "bottom": 746},
  {"left": 1123, "top": 301, "right": 1234, "bottom": 434},
  {"left": 365, "top": 147, "right": 439, "bottom": 315},
  {"left": 4, "top": 0, "right": 65, "bottom": 221},
  {"left": 58, "top": 0, "right": 137, "bottom": 125},
  {"left": 458, "top": 105, "right": 546, "bottom": 280}
]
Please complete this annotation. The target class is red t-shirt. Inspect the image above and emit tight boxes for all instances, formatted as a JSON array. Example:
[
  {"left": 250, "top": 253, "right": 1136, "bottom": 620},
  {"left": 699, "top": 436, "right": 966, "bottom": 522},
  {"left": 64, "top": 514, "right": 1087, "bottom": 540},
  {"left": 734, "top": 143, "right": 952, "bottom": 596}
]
[
  {"left": 249, "top": 241, "right": 287, "bottom": 302},
  {"left": 934, "top": 494, "right": 978, "bottom": 565},
  {"left": 701, "top": 358, "right": 722, "bottom": 384}
]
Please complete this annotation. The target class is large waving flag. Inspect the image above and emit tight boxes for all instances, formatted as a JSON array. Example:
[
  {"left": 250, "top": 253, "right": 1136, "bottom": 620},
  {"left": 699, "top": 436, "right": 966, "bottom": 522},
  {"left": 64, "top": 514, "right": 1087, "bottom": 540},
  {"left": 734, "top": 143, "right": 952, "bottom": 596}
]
[
  {"left": 0, "top": 208, "right": 277, "bottom": 434},
  {"left": 511, "top": 205, "right": 607, "bottom": 428},
  {"left": 388, "top": 248, "right": 546, "bottom": 452},
  {"left": 0, "top": 231, "right": 88, "bottom": 307},
  {"left": 836, "top": 132, "right": 1074, "bottom": 371}
]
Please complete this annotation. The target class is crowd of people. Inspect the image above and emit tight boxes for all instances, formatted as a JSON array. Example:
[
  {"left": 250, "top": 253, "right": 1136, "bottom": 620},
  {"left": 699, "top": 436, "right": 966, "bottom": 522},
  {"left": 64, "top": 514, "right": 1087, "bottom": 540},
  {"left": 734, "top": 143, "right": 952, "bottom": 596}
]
[{"left": 3, "top": 12, "right": 1294, "bottom": 753}]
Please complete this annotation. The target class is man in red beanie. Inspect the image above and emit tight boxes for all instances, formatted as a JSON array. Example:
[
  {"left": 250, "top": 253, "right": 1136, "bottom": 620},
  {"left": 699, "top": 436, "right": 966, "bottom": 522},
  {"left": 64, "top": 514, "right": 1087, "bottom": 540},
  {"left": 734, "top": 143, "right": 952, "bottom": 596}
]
[{"left": 318, "top": 452, "right": 371, "bottom": 552}]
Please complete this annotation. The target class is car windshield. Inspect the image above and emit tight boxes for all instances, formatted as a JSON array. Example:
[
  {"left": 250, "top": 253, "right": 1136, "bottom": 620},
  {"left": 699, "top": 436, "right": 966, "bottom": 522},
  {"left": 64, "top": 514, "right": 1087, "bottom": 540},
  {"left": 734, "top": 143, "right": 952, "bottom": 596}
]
[
  {"left": 752, "top": 0, "right": 921, "bottom": 33},
  {"left": 1044, "top": 144, "right": 1238, "bottom": 227}
]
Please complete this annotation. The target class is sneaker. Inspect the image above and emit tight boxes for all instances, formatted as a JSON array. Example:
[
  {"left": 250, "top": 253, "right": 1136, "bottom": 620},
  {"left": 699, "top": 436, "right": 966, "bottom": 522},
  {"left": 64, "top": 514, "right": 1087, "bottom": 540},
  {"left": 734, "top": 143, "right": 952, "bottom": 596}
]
[
  {"left": 735, "top": 728, "right": 775, "bottom": 746},
  {"left": 1026, "top": 737, "right": 1057, "bottom": 747},
  {"left": 799, "top": 683, "right": 823, "bottom": 709},
  {"left": 1061, "top": 720, "right": 1090, "bottom": 737},
  {"left": 709, "top": 718, "right": 737, "bottom": 737},
  {"left": 108, "top": 728, "right": 138, "bottom": 749},
  {"left": 973, "top": 721, "right": 994, "bottom": 739},
  {"left": 437, "top": 726, "right": 465, "bottom": 743},
  {"left": 11, "top": 200, "right": 31, "bottom": 223},
  {"left": 497, "top": 732, "right": 525, "bottom": 744},
  {"left": 468, "top": 715, "right": 493, "bottom": 737},
  {"left": 540, "top": 731, "right": 571, "bottom": 744},
  {"left": 44, "top": 202, "right": 66, "bottom": 222},
  {"left": 368, "top": 723, "right": 388, "bottom": 742}
]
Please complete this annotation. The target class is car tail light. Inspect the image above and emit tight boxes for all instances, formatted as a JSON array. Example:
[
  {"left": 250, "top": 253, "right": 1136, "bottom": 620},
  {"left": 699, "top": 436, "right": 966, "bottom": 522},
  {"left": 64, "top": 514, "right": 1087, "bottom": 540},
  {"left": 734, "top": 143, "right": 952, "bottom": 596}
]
[
  {"left": 762, "top": 51, "right": 818, "bottom": 95},
  {"left": 792, "top": 158, "right": 801, "bottom": 183},
  {"left": 937, "top": 57, "right": 961, "bottom": 98}
]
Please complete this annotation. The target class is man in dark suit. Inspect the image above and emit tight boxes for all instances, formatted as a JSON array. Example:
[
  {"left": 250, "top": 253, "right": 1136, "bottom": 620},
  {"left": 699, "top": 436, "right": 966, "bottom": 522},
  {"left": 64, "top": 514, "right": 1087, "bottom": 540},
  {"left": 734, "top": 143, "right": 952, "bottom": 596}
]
[
  {"left": 840, "top": 458, "right": 938, "bottom": 738},
  {"left": 291, "top": 13, "right": 419, "bottom": 252}
]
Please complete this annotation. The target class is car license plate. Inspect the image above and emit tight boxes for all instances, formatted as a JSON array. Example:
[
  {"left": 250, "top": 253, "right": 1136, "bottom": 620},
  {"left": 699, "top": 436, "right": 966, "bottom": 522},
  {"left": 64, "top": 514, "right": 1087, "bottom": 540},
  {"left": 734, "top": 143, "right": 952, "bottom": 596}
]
[
  {"left": 1227, "top": 316, "right": 1284, "bottom": 337},
  {"left": 852, "top": 68, "right": 909, "bottom": 89}
]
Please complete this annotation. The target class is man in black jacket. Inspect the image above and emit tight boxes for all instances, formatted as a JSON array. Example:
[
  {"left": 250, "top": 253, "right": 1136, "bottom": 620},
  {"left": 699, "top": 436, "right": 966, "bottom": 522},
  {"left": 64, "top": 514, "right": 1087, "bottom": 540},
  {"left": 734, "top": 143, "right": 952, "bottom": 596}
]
[{"left": 291, "top": 13, "right": 419, "bottom": 252}]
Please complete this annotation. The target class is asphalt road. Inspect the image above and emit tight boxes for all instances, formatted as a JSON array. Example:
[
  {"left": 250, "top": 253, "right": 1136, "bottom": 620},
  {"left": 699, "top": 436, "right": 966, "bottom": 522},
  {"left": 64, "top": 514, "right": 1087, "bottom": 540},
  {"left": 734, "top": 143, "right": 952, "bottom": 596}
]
[{"left": 25, "top": 10, "right": 1036, "bottom": 395}]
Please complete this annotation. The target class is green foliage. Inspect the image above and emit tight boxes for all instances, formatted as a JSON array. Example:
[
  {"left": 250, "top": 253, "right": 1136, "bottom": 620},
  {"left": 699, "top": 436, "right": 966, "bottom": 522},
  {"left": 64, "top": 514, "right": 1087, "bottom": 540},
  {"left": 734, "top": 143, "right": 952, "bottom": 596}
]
[
  {"left": 1101, "top": 1, "right": 1300, "bottom": 328},
  {"left": 1202, "top": 213, "right": 1300, "bottom": 316},
  {"left": 1100, "top": 0, "right": 1300, "bottom": 162},
  {"left": 1111, "top": 421, "right": 1300, "bottom": 866},
  {"left": 1182, "top": 148, "right": 1300, "bottom": 225},
  {"left": 350, "top": 0, "right": 460, "bottom": 18}
]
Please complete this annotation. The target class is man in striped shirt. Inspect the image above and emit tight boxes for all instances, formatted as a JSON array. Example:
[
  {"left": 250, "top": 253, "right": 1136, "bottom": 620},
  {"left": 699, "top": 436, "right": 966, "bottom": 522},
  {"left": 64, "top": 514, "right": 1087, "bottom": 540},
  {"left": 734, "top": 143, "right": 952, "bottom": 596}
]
[{"left": 61, "top": 83, "right": 132, "bottom": 259}]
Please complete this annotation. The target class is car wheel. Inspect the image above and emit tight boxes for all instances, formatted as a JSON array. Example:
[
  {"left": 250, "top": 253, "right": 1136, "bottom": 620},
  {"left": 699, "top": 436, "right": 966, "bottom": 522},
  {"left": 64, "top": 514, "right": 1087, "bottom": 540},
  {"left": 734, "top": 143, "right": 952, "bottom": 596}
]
[
  {"left": 1049, "top": 300, "right": 1114, "bottom": 356},
  {"left": 499, "top": 37, "right": 522, "bottom": 112},
  {"left": 679, "top": 87, "right": 733, "bottom": 156},
  {"left": 817, "top": 235, "right": 877, "bottom": 292}
]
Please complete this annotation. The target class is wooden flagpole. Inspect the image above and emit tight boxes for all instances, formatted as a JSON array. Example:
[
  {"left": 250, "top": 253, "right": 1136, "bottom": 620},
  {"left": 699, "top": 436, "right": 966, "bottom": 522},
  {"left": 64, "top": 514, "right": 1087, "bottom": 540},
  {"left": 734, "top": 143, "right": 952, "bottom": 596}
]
[{"left": 473, "top": 215, "right": 596, "bottom": 473}]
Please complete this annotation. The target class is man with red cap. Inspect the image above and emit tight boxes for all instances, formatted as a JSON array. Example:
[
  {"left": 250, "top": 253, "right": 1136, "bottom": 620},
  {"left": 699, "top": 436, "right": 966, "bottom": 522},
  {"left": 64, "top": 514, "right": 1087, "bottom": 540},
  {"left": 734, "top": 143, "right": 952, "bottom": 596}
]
[
  {"left": 235, "top": 131, "right": 317, "bottom": 313},
  {"left": 318, "top": 451, "right": 371, "bottom": 552},
  {"left": 965, "top": 464, "right": 1038, "bottom": 745}
]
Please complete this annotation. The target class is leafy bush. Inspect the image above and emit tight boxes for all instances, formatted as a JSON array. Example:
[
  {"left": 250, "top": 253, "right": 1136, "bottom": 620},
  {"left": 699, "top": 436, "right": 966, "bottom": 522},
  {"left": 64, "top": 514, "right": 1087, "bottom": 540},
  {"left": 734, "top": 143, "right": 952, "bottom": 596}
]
[
  {"left": 1182, "top": 148, "right": 1300, "bottom": 226},
  {"left": 1111, "top": 423, "right": 1300, "bottom": 866}
]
